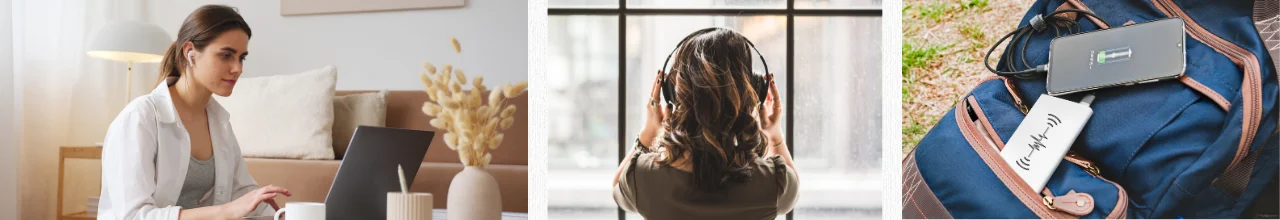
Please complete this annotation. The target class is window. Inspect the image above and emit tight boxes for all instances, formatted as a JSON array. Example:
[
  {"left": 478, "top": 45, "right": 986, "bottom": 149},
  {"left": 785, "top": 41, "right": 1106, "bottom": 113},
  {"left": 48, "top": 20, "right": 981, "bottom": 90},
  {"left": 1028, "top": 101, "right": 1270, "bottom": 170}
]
[{"left": 549, "top": 1, "right": 882, "bottom": 219}]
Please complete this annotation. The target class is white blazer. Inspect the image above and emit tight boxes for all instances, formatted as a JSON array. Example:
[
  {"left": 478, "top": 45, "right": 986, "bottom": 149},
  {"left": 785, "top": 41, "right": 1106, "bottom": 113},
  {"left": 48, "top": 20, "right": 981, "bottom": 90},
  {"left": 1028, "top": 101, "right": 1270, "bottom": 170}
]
[{"left": 99, "top": 83, "right": 273, "bottom": 219}]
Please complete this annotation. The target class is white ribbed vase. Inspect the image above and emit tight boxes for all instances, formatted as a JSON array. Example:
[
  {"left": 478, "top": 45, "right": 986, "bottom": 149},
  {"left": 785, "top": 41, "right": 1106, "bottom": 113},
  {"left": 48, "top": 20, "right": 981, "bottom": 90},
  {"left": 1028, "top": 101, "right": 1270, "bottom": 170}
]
[
  {"left": 447, "top": 166, "right": 502, "bottom": 220},
  {"left": 386, "top": 192, "right": 433, "bottom": 220}
]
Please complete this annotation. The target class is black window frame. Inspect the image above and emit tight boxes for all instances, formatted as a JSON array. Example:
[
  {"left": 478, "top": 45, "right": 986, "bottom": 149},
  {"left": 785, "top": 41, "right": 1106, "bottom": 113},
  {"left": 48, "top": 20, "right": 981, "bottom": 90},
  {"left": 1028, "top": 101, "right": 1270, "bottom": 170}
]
[{"left": 549, "top": 1, "right": 882, "bottom": 219}]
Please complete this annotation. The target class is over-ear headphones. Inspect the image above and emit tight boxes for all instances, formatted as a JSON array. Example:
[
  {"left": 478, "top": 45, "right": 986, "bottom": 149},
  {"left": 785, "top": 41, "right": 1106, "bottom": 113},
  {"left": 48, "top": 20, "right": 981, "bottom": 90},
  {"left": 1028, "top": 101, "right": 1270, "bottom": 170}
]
[{"left": 659, "top": 27, "right": 772, "bottom": 108}]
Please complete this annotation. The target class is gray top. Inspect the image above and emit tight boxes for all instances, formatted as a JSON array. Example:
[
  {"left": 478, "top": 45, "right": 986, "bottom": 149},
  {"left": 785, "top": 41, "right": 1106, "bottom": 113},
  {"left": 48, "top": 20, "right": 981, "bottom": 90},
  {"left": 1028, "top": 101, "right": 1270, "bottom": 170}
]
[
  {"left": 613, "top": 150, "right": 799, "bottom": 220},
  {"left": 176, "top": 155, "right": 216, "bottom": 209}
]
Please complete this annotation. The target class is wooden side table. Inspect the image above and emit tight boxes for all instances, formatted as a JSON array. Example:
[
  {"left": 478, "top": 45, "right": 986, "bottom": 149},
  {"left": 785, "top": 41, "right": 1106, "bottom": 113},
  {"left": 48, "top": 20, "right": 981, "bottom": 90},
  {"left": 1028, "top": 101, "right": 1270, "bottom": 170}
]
[{"left": 57, "top": 146, "right": 102, "bottom": 220}]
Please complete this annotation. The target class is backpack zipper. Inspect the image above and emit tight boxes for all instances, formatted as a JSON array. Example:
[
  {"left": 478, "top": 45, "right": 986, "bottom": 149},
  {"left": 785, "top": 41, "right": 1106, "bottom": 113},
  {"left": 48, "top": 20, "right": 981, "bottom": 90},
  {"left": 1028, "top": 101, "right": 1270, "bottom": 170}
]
[{"left": 1151, "top": 0, "right": 1266, "bottom": 174}]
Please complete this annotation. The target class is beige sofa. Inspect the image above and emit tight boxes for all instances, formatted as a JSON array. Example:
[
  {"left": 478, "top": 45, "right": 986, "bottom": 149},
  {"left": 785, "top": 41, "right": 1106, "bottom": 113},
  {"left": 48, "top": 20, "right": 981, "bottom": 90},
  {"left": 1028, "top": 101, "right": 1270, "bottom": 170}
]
[{"left": 242, "top": 91, "right": 528, "bottom": 213}]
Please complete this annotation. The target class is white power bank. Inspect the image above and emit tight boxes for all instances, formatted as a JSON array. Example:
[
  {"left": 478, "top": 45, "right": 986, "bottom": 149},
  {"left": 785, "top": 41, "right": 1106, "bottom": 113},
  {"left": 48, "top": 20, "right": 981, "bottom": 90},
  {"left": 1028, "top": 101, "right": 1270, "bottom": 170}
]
[{"left": 1000, "top": 94, "right": 1094, "bottom": 192}]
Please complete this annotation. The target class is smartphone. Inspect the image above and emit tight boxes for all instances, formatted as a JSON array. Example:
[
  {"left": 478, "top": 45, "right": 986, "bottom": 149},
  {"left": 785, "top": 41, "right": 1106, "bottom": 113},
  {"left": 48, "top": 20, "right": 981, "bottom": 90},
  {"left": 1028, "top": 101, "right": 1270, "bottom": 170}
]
[{"left": 1046, "top": 18, "right": 1186, "bottom": 95}]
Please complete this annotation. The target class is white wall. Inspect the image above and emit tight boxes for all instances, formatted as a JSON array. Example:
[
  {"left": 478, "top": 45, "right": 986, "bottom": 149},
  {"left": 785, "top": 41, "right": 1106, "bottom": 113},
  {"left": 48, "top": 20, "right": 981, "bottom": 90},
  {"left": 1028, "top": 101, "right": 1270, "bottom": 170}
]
[
  {"left": 145, "top": 1, "right": 528, "bottom": 91},
  {"left": 0, "top": 0, "right": 18, "bottom": 218}
]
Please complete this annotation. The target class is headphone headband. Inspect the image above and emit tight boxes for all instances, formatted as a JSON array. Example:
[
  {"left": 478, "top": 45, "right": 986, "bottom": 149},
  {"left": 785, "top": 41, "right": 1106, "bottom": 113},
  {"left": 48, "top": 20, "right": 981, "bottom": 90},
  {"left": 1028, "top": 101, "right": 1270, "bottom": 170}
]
[{"left": 659, "top": 27, "right": 772, "bottom": 106}]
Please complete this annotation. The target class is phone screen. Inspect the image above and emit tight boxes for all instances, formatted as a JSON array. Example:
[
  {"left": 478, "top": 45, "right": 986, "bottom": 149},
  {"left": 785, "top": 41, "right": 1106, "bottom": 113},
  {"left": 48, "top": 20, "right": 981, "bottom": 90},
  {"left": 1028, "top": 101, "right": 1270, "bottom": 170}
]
[{"left": 1047, "top": 18, "right": 1186, "bottom": 95}]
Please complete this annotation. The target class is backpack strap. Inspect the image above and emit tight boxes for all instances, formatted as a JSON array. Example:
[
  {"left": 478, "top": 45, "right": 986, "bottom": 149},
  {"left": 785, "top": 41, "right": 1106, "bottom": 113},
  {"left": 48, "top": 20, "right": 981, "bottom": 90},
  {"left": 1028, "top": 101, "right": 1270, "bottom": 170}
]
[
  {"left": 902, "top": 150, "right": 953, "bottom": 219},
  {"left": 1254, "top": 0, "right": 1280, "bottom": 100},
  {"left": 1057, "top": 0, "right": 1112, "bottom": 29}
]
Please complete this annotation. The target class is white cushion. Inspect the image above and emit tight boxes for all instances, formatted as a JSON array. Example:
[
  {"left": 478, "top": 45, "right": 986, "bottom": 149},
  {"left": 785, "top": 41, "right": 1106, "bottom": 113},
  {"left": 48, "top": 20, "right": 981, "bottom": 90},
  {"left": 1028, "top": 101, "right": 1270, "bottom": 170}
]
[
  {"left": 331, "top": 90, "right": 387, "bottom": 159},
  {"left": 215, "top": 65, "right": 337, "bottom": 160}
]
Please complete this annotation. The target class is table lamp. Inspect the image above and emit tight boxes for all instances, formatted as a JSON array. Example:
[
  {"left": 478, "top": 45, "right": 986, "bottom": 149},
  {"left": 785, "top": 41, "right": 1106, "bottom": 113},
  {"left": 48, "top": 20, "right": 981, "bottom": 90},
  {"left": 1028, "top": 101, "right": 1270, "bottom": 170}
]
[{"left": 86, "top": 21, "right": 171, "bottom": 103}]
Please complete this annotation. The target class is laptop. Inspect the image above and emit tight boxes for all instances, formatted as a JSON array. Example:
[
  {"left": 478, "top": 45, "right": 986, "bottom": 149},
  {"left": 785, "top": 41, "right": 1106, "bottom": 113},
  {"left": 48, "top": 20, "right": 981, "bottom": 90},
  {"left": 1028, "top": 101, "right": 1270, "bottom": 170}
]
[
  {"left": 325, "top": 126, "right": 435, "bottom": 219},
  {"left": 244, "top": 126, "right": 434, "bottom": 219}
]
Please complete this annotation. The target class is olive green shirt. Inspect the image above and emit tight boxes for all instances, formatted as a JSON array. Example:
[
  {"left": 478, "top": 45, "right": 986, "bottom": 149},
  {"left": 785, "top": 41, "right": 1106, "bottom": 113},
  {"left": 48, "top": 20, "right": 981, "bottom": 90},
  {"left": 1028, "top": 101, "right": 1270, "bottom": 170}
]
[{"left": 613, "top": 150, "right": 799, "bottom": 220}]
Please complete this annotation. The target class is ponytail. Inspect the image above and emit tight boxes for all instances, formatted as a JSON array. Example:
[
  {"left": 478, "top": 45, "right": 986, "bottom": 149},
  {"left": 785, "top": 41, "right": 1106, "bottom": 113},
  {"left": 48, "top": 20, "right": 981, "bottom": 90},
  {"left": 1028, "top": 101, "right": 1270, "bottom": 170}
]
[{"left": 156, "top": 42, "right": 183, "bottom": 86}]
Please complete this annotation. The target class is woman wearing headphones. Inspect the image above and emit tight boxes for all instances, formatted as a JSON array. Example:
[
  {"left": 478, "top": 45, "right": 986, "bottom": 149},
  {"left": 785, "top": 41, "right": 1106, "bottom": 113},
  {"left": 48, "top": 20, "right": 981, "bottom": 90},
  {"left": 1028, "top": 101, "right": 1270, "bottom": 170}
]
[
  {"left": 612, "top": 27, "right": 800, "bottom": 219},
  {"left": 98, "top": 5, "right": 290, "bottom": 219}
]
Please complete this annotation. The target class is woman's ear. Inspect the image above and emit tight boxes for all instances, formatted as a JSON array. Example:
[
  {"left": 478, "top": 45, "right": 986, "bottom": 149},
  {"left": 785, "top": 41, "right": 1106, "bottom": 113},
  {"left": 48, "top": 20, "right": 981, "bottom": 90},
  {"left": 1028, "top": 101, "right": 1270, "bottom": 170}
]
[
  {"left": 181, "top": 41, "right": 196, "bottom": 67},
  {"left": 181, "top": 41, "right": 195, "bottom": 57}
]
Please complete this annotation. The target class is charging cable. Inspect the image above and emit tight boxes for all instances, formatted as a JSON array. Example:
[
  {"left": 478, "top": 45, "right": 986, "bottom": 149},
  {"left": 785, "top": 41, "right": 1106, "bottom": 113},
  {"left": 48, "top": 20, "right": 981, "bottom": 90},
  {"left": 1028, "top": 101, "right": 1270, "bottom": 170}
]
[{"left": 984, "top": 9, "right": 1114, "bottom": 78}]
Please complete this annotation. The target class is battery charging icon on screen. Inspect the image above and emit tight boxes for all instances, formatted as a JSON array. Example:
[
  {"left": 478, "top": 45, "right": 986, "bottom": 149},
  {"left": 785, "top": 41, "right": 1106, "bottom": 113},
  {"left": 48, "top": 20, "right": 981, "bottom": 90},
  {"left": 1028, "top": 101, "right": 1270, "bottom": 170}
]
[{"left": 1096, "top": 47, "right": 1132, "bottom": 65}]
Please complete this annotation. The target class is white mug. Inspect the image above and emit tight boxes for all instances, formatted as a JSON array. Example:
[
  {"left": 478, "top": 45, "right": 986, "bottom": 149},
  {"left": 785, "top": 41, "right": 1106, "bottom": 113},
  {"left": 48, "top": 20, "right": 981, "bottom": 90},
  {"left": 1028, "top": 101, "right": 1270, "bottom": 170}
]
[{"left": 274, "top": 202, "right": 325, "bottom": 220}]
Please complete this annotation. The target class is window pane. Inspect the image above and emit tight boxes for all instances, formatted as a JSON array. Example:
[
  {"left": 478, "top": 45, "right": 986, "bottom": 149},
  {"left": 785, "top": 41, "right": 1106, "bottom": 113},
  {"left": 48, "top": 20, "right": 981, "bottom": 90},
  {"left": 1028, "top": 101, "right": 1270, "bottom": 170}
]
[
  {"left": 796, "top": 0, "right": 883, "bottom": 9},
  {"left": 547, "top": 15, "right": 623, "bottom": 220},
  {"left": 549, "top": 0, "right": 619, "bottom": 8},
  {"left": 623, "top": 15, "right": 789, "bottom": 163},
  {"left": 792, "top": 16, "right": 883, "bottom": 219},
  {"left": 627, "top": 0, "right": 787, "bottom": 9}
]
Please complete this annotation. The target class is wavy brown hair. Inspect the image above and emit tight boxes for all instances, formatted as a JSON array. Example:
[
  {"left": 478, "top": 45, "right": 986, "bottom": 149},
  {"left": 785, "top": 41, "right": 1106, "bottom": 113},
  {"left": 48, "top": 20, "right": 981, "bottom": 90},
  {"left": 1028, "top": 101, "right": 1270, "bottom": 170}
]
[
  {"left": 156, "top": 5, "right": 251, "bottom": 85},
  {"left": 659, "top": 28, "right": 768, "bottom": 192}
]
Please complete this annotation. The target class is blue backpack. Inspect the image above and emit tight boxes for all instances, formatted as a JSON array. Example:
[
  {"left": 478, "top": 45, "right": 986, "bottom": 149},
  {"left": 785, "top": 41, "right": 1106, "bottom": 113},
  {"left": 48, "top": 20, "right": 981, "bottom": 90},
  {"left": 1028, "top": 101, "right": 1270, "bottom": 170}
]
[{"left": 903, "top": 0, "right": 1279, "bottom": 218}]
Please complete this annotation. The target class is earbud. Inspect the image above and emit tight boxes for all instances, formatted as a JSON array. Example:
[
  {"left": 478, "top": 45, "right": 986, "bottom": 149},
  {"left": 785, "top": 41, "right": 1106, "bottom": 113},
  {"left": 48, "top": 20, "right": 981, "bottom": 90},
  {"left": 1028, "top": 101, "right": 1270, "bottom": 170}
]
[{"left": 186, "top": 50, "right": 195, "bottom": 67}]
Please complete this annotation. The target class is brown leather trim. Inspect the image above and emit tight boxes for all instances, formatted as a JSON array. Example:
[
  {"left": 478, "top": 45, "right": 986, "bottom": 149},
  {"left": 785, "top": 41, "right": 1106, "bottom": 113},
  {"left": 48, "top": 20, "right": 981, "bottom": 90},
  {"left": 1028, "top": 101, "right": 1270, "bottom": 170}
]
[
  {"left": 1101, "top": 177, "right": 1129, "bottom": 219},
  {"left": 1050, "top": 190, "right": 1096, "bottom": 216},
  {"left": 986, "top": 76, "right": 1029, "bottom": 114},
  {"left": 968, "top": 97, "right": 1006, "bottom": 150},
  {"left": 1054, "top": 3, "right": 1080, "bottom": 21},
  {"left": 1064, "top": 0, "right": 1112, "bottom": 29},
  {"left": 903, "top": 149, "right": 954, "bottom": 219},
  {"left": 955, "top": 97, "right": 1073, "bottom": 219},
  {"left": 1152, "top": 0, "right": 1265, "bottom": 179},
  {"left": 1179, "top": 76, "right": 1232, "bottom": 110}
]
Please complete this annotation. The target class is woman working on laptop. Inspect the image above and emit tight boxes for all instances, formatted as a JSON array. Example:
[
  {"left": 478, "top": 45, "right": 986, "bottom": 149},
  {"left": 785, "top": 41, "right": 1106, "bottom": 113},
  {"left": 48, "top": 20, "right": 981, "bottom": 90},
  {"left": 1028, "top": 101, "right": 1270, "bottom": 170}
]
[
  {"left": 612, "top": 28, "right": 800, "bottom": 219},
  {"left": 99, "top": 5, "right": 290, "bottom": 219}
]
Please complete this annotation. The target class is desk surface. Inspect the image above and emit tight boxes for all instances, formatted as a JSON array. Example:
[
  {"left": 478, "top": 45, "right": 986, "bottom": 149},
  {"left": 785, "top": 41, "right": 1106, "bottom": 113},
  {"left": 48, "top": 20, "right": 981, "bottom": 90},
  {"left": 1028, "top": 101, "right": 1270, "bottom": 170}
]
[
  {"left": 242, "top": 209, "right": 528, "bottom": 220},
  {"left": 433, "top": 209, "right": 529, "bottom": 220}
]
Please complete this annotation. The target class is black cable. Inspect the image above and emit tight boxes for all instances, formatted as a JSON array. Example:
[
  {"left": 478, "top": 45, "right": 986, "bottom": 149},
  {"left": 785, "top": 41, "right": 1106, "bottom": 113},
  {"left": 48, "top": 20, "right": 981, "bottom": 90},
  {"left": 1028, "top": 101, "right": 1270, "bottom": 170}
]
[{"left": 984, "top": 9, "right": 1113, "bottom": 77}]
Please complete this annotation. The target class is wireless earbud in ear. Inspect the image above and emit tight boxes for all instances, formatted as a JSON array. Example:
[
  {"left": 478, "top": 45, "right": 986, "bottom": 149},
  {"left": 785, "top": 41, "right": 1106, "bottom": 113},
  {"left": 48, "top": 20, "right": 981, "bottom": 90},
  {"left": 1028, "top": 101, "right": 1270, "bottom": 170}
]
[{"left": 186, "top": 50, "right": 195, "bottom": 67}]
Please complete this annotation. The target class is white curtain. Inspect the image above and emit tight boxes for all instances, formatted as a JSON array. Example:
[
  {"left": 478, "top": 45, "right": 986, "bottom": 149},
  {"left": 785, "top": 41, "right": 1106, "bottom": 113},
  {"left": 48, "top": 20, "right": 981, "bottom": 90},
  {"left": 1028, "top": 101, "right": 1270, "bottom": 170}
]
[
  {"left": 1, "top": 0, "right": 18, "bottom": 218},
  {"left": 13, "top": 0, "right": 152, "bottom": 219}
]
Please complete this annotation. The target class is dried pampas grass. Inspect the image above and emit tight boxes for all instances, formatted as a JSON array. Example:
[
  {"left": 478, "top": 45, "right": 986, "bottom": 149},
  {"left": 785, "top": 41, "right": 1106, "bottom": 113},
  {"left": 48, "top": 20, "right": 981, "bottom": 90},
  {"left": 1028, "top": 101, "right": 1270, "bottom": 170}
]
[{"left": 419, "top": 37, "right": 527, "bottom": 167}]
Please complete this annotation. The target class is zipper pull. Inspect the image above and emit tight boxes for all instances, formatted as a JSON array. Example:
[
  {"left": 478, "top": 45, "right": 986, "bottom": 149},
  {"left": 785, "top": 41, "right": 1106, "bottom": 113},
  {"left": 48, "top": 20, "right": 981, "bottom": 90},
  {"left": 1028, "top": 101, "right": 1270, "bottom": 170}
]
[
  {"left": 996, "top": 76, "right": 1030, "bottom": 114},
  {"left": 1044, "top": 190, "right": 1095, "bottom": 216},
  {"left": 1065, "top": 153, "right": 1102, "bottom": 177}
]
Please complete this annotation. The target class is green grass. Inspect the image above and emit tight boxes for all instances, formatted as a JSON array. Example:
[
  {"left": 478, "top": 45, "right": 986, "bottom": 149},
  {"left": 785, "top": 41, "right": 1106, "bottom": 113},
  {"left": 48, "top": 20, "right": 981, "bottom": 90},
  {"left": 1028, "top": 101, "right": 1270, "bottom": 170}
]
[
  {"left": 917, "top": 3, "right": 949, "bottom": 21},
  {"left": 959, "top": 23, "right": 989, "bottom": 50},
  {"left": 902, "top": 41, "right": 953, "bottom": 150},
  {"left": 902, "top": 86, "right": 912, "bottom": 104},
  {"left": 962, "top": 0, "right": 989, "bottom": 10},
  {"left": 959, "top": 23, "right": 985, "bottom": 41},
  {"left": 916, "top": 0, "right": 988, "bottom": 21},
  {"left": 902, "top": 40, "right": 951, "bottom": 100},
  {"left": 902, "top": 121, "right": 929, "bottom": 151},
  {"left": 903, "top": 41, "right": 950, "bottom": 74},
  {"left": 904, "top": 0, "right": 1029, "bottom": 154}
]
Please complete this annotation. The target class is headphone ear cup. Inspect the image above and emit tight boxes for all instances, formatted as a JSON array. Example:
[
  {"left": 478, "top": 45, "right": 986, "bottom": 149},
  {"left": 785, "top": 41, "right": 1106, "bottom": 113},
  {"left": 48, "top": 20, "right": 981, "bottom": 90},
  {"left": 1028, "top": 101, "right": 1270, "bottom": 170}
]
[
  {"left": 752, "top": 73, "right": 769, "bottom": 102},
  {"left": 661, "top": 74, "right": 675, "bottom": 105}
]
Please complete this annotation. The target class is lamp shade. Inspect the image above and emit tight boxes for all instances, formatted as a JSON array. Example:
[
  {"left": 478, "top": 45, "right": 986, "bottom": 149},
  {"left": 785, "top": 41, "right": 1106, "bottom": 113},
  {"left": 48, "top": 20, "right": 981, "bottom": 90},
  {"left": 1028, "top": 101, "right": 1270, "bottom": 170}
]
[{"left": 86, "top": 21, "right": 171, "bottom": 63}]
